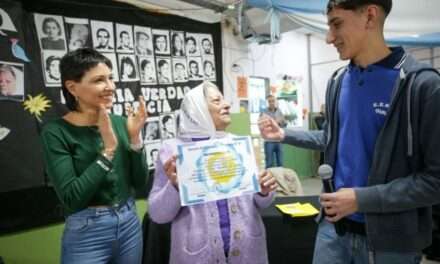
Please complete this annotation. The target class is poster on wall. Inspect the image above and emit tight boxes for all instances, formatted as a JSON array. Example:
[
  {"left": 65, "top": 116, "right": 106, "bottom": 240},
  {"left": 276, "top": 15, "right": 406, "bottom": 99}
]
[
  {"left": 271, "top": 76, "right": 304, "bottom": 128},
  {"left": 0, "top": 0, "right": 223, "bottom": 234}
]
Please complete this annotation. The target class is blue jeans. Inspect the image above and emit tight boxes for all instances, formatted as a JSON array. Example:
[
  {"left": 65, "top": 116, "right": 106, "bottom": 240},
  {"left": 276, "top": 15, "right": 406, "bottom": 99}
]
[
  {"left": 264, "top": 141, "right": 283, "bottom": 168},
  {"left": 61, "top": 198, "right": 143, "bottom": 264},
  {"left": 313, "top": 220, "right": 422, "bottom": 264}
]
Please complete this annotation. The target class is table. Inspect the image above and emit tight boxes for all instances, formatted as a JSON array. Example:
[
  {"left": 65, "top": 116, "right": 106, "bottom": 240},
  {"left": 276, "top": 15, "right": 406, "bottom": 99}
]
[{"left": 142, "top": 195, "right": 320, "bottom": 264}]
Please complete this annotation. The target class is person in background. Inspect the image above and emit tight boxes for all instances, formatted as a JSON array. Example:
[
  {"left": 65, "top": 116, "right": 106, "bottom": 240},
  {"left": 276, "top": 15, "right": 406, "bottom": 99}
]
[
  {"left": 259, "top": 0, "right": 440, "bottom": 263},
  {"left": 314, "top": 104, "right": 326, "bottom": 165},
  {"left": 41, "top": 48, "right": 148, "bottom": 264},
  {"left": 41, "top": 17, "right": 65, "bottom": 50},
  {"left": 148, "top": 81, "right": 277, "bottom": 264},
  {"left": 262, "top": 95, "right": 285, "bottom": 168}
]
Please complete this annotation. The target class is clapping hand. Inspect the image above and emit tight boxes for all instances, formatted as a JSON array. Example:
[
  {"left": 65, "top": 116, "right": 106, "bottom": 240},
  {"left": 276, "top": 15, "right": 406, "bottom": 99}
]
[
  {"left": 98, "top": 104, "right": 118, "bottom": 152},
  {"left": 126, "top": 96, "right": 148, "bottom": 144}
]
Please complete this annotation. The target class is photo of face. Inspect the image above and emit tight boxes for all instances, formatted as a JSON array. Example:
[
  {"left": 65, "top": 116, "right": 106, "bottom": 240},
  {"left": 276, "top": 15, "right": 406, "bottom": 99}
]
[
  {"left": 157, "top": 58, "right": 172, "bottom": 84},
  {"left": 95, "top": 28, "right": 112, "bottom": 49},
  {"left": 35, "top": 14, "right": 66, "bottom": 50},
  {"left": 0, "top": 62, "right": 24, "bottom": 100},
  {"left": 91, "top": 20, "right": 115, "bottom": 51},
  {"left": 154, "top": 35, "right": 167, "bottom": 53},
  {"left": 145, "top": 142, "right": 161, "bottom": 169},
  {"left": 67, "top": 23, "right": 90, "bottom": 51},
  {"left": 116, "top": 24, "right": 134, "bottom": 53},
  {"left": 201, "top": 37, "right": 213, "bottom": 54},
  {"left": 171, "top": 32, "right": 185, "bottom": 57},
  {"left": 188, "top": 59, "right": 203, "bottom": 80},
  {"left": 46, "top": 56, "right": 61, "bottom": 82},
  {"left": 0, "top": 65, "right": 16, "bottom": 96},
  {"left": 144, "top": 120, "right": 160, "bottom": 142},
  {"left": 135, "top": 31, "right": 152, "bottom": 56},
  {"left": 203, "top": 59, "right": 215, "bottom": 80},
  {"left": 140, "top": 58, "right": 156, "bottom": 84},
  {"left": 185, "top": 36, "right": 198, "bottom": 56},
  {"left": 118, "top": 55, "right": 138, "bottom": 81},
  {"left": 173, "top": 62, "right": 187, "bottom": 82},
  {"left": 161, "top": 114, "right": 175, "bottom": 139}
]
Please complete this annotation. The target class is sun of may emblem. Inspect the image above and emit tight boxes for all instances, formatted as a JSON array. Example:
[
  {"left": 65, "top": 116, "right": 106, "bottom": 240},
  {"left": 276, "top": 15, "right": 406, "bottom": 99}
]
[
  {"left": 23, "top": 93, "right": 51, "bottom": 122},
  {"left": 206, "top": 152, "right": 238, "bottom": 185}
]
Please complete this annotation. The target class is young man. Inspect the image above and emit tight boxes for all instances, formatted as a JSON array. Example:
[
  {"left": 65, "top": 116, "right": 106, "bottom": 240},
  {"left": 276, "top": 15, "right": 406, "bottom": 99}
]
[
  {"left": 262, "top": 95, "right": 285, "bottom": 168},
  {"left": 259, "top": 0, "right": 440, "bottom": 263}
]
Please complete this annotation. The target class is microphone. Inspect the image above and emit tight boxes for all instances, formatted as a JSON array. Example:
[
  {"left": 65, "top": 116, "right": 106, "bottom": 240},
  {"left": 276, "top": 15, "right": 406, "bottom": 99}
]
[{"left": 318, "top": 164, "right": 345, "bottom": 236}]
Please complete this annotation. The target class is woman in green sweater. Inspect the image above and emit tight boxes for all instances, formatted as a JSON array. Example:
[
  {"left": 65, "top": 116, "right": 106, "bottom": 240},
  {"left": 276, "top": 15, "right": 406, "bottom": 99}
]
[{"left": 41, "top": 48, "right": 148, "bottom": 264}]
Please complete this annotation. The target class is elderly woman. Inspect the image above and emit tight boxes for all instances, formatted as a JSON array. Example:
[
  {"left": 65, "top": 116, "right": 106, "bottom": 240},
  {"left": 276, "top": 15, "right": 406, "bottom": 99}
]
[{"left": 148, "top": 81, "right": 277, "bottom": 264}]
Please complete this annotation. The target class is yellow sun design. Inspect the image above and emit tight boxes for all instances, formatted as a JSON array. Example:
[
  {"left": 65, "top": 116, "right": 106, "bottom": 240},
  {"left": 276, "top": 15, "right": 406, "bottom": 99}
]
[
  {"left": 207, "top": 152, "right": 238, "bottom": 184},
  {"left": 23, "top": 94, "right": 51, "bottom": 122}
]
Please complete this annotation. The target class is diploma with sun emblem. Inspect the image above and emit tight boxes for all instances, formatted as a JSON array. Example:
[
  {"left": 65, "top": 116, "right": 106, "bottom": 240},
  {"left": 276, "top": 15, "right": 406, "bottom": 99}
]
[{"left": 176, "top": 136, "right": 260, "bottom": 206}]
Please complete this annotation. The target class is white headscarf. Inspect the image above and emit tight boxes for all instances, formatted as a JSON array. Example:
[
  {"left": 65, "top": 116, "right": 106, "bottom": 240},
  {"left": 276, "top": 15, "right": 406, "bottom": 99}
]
[{"left": 177, "top": 81, "right": 227, "bottom": 140}]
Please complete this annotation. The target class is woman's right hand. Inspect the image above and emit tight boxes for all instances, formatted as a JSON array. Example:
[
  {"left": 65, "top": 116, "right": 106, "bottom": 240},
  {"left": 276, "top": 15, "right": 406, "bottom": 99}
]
[
  {"left": 163, "top": 155, "right": 178, "bottom": 187},
  {"left": 97, "top": 105, "right": 118, "bottom": 152}
]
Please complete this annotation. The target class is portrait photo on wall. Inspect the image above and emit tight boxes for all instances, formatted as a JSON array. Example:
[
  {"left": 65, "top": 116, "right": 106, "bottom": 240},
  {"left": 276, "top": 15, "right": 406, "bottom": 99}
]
[
  {"left": 185, "top": 33, "right": 200, "bottom": 57},
  {"left": 118, "top": 54, "right": 138, "bottom": 82},
  {"left": 138, "top": 56, "right": 157, "bottom": 85},
  {"left": 160, "top": 113, "right": 176, "bottom": 140},
  {"left": 134, "top": 26, "right": 153, "bottom": 56},
  {"left": 41, "top": 51, "right": 64, "bottom": 86},
  {"left": 199, "top": 34, "right": 214, "bottom": 55},
  {"left": 170, "top": 31, "right": 185, "bottom": 57},
  {"left": 143, "top": 117, "right": 160, "bottom": 143},
  {"left": 145, "top": 142, "right": 161, "bottom": 169},
  {"left": 152, "top": 29, "right": 170, "bottom": 55},
  {"left": 0, "top": 61, "right": 25, "bottom": 101},
  {"left": 116, "top": 23, "right": 134, "bottom": 53},
  {"left": 187, "top": 57, "right": 204, "bottom": 81},
  {"left": 172, "top": 58, "right": 188, "bottom": 83},
  {"left": 156, "top": 57, "right": 172, "bottom": 85},
  {"left": 91, "top": 20, "right": 115, "bottom": 52},
  {"left": 34, "top": 13, "right": 67, "bottom": 51},
  {"left": 65, "top": 17, "right": 91, "bottom": 51},
  {"left": 102, "top": 53, "right": 119, "bottom": 82},
  {"left": 202, "top": 55, "right": 216, "bottom": 81}
]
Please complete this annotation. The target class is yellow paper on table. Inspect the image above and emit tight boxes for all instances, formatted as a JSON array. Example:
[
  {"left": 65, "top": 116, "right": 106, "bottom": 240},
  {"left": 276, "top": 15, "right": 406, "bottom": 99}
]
[{"left": 276, "top": 203, "right": 319, "bottom": 217}]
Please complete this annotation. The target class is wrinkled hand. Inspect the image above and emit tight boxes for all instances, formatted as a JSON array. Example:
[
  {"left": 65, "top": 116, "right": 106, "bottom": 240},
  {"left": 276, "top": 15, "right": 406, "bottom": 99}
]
[
  {"left": 97, "top": 104, "right": 118, "bottom": 151},
  {"left": 163, "top": 155, "right": 178, "bottom": 187},
  {"left": 259, "top": 170, "right": 277, "bottom": 196},
  {"left": 258, "top": 115, "right": 285, "bottom": 141},
  {"left": 126, "top": 96, "right": 148, "bottom": 144},
  {"left": 320, "top": 188, "right": 358, "bottom": 222}
]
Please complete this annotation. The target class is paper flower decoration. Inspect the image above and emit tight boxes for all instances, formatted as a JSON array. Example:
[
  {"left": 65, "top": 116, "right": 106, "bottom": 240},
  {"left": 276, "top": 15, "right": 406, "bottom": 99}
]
[{"left": 23, "top": 94, "right": 51, "bottom": 122}]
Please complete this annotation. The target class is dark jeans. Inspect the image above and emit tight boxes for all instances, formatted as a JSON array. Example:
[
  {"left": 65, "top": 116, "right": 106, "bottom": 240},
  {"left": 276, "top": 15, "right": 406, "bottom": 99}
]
[{"left": 264, "top": 141, "right": 283, "bottom": 168}]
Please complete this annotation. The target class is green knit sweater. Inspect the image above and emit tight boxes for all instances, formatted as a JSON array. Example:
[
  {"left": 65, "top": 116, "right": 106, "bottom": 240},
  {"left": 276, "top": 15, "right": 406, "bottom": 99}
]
[{"left": 41, "top": 114, "right": 148, "bottom": 215}]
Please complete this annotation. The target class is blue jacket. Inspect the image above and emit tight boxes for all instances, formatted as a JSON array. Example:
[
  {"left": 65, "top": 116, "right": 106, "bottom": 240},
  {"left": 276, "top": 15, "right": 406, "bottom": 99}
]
[{"left": 283, "top": 53, "right": 440, "bottom": 252}]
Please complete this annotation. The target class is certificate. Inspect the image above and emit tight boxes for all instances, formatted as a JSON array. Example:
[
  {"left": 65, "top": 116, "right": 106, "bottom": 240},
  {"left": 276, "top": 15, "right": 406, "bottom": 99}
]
[{"left": 176, "top": 136, "right": 260, "bottom": 206}]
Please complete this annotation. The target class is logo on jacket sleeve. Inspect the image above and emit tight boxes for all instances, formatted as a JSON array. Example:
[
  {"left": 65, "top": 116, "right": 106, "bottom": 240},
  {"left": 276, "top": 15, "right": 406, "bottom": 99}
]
[{"left": 373, "top": 102, "right": 389, "bottom": 116}]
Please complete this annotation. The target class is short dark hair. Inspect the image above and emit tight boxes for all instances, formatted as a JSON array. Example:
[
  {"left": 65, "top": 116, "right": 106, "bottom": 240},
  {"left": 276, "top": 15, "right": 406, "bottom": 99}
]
[
  {"left": 60, "top": 48, "right": 112, "bottom": 110},
  {"left": 96, "top": 28, "right": 110, "bottom": 37},
  {"left": 327, "top": 0, "right": 392, "bottom": 16}
]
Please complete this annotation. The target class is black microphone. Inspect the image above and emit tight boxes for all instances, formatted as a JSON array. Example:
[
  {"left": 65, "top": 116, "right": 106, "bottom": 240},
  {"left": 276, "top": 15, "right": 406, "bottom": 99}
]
[{"left": 318, "top": 164, "right": 345, "bottom": 236}]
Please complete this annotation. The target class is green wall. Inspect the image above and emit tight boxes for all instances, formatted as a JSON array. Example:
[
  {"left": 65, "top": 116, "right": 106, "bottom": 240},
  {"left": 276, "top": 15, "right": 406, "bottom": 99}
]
[{"left": 0, "top": 112, "right": 315, "bottom": 263}]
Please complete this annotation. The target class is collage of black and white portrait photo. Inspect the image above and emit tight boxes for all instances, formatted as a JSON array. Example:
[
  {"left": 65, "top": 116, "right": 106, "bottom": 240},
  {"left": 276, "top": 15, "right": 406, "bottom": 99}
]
[
  {"left": 152, "top": 29, "right": 170, "bottom": 55},
  {"left": 116, "top": 23, "right": 134, "bottom": 53},
  {"left": 91, "top": 20, "right": 115, "bottom": 52},
  {"left": 138, "top": 56, "right": 156, "bottom": 85},
  {"left": 65, "top": 17, "right": 91, "bottom": 51},
  {"left": 34, "top": 13, "right": 67, "bottom": 51}
]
